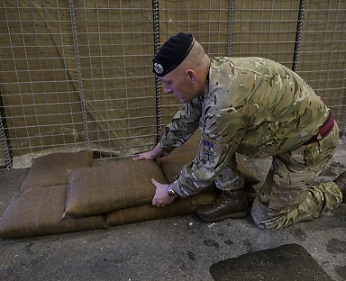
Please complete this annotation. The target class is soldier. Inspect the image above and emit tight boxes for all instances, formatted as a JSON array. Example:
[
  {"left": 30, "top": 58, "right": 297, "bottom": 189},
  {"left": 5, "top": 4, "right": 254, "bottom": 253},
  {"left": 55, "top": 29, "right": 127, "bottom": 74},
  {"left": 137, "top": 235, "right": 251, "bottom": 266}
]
[{"left": 134, "top": 32, "right": 346, "bottom": 230}]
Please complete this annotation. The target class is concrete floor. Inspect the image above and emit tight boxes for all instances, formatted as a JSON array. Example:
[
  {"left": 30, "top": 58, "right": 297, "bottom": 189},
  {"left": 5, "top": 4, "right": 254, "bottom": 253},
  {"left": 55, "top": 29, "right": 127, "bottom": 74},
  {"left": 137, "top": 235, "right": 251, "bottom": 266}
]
[{"left": 0, "top": 139, "right": 345, "bottom": 281}]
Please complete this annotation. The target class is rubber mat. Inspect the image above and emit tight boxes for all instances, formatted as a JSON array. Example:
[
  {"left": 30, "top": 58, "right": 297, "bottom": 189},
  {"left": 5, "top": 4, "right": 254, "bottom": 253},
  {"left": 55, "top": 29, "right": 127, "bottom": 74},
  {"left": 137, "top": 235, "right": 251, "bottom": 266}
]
[{"left": 210, "top": 243, "right": 333, "bottom": 281}]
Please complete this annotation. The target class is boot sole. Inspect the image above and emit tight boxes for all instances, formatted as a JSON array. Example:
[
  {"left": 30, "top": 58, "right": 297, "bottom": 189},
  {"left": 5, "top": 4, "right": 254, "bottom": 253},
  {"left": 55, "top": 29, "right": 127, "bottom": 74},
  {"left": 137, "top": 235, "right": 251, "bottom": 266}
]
[{"left": 195, "top": 210, "right": 248, "bottom": 223}]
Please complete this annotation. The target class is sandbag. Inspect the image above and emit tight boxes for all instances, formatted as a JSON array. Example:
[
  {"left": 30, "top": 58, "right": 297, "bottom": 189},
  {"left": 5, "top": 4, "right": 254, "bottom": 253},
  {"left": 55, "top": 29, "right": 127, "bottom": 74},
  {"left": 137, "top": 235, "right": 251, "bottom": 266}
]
[
  {"left": 64, "top": 159, "right": 168, "bottom": 217},
  {"left": 0, "top": 185, "right": 106, "bottom": 239},
  {"left": 158, "top": 152, "right": 196, "bottom": 183},
  {"left": 21, "top": 150, "right": 93, "bottom": 190},
  {"left": 168, "top": 129, "right": 201, "bottom": 156},
  {"left": 106, "top": 190, "right": 220, "bottom": 226}
]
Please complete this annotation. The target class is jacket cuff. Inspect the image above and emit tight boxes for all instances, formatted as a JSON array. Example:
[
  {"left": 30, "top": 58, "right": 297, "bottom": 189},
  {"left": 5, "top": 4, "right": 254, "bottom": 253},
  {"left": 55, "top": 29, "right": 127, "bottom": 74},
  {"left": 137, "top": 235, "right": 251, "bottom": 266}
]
[{"left": 170, "top": 180, "right": 188, "bottom": 198}]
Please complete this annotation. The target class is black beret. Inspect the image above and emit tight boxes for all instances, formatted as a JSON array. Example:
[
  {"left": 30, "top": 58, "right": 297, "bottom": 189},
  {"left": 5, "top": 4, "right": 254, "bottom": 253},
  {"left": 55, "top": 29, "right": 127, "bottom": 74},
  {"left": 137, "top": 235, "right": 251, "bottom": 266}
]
[{"left": 153, "top": 32, "right": 195, "bottom": 77}]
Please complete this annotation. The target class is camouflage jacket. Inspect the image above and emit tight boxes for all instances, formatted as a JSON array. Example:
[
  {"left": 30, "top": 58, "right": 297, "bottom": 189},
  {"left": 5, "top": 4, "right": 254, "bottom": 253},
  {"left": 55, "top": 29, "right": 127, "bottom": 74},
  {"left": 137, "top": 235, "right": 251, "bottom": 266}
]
[{"left": 158, "top": 57, "right": 331, "bottom": 197}]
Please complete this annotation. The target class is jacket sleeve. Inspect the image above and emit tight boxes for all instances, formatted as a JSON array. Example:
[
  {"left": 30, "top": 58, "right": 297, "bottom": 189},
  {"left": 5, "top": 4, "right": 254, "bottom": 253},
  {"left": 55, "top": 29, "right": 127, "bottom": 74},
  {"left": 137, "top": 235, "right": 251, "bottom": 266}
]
[
  {"left": 158, "top": 96, "right": 203, "bottom": 153},
  {"left": 170, "top": 95, "right": 250, "bottom": 198}
]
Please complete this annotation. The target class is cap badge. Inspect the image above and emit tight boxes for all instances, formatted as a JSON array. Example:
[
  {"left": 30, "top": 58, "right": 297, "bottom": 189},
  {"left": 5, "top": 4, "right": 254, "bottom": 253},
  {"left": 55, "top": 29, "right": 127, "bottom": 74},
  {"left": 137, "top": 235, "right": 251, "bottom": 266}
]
[{"left": 154, "top": 63, "right": 164, "bottom": 74}]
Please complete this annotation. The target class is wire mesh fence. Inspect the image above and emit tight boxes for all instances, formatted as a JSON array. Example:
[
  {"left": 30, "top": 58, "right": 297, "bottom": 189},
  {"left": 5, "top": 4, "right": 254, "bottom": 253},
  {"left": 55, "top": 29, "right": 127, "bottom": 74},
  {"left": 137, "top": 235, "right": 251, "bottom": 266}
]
[{"left": 0, "top": 0, "right": 345, "bottom": 169}]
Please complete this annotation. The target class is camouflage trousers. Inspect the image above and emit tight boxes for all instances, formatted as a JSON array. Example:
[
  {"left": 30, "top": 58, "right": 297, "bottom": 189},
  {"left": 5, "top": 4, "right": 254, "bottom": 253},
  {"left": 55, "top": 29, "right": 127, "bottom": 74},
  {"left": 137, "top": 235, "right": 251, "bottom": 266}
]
[{"left": 251, "top": 122, "right": 343, "bottom": 230}]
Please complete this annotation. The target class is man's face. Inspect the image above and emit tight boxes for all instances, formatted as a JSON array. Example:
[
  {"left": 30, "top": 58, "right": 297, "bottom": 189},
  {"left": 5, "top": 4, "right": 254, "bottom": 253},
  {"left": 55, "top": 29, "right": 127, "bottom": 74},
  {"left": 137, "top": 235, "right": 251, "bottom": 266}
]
[{"left": 158, "top": 69, "right": 196, "bottom": 103}]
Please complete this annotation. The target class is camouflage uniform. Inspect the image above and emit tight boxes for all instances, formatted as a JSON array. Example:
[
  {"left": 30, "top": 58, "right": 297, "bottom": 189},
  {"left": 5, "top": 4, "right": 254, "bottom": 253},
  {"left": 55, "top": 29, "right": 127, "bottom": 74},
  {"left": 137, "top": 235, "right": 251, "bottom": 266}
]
[{"left": 158, "top": 57, "right": 343, "bottom": 230}]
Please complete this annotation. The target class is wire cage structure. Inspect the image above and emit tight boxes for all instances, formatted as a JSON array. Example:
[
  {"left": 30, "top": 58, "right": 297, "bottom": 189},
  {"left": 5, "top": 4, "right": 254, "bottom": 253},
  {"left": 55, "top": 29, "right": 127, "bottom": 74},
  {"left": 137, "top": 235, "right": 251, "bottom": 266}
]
[{"left": 1, "top": 0, "right": 345, "bottom": 169}]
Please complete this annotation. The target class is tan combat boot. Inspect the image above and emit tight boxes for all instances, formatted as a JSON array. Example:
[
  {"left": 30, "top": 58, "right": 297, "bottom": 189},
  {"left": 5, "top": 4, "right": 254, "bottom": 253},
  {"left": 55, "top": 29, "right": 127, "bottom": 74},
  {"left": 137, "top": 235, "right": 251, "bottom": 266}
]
[
  {"left": 196, "top": 189, "right": 249, "bottom": 222},
  {"left": 334, "top": 171, "right": 346, "bottom": 203}
]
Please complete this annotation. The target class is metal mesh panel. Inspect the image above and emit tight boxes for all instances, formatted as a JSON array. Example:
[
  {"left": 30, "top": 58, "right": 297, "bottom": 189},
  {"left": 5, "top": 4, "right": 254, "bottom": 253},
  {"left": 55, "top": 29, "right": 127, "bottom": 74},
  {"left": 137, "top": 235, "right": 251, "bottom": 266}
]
[
  {"left": 296, "top": 1, "right": 346, "bottom": 133},
  {"left": 0, "top": 0, "right": 345, "bottom": 169}
]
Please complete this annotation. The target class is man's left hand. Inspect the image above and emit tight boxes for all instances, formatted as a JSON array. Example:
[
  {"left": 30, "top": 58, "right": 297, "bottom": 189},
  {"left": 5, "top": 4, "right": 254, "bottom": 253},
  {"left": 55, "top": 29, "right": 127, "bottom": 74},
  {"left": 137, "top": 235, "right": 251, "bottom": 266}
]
[{"left": 151, "top": 178, "right": 175, "bottom": 207}]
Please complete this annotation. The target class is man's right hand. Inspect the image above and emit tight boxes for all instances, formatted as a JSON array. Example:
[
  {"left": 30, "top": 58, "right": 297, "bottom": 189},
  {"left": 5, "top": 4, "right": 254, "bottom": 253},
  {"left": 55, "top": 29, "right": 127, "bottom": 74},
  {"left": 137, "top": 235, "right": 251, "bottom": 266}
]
[{"left": 133, "top": 145, "right": 164, "bottom": 161}]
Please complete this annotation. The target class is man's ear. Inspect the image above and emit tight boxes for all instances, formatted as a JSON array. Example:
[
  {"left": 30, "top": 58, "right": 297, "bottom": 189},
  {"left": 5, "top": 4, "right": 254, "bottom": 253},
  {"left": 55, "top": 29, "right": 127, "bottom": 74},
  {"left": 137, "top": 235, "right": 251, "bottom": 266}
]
[{"left": 186, "top": 69, "right": 198, "bottom": 83}]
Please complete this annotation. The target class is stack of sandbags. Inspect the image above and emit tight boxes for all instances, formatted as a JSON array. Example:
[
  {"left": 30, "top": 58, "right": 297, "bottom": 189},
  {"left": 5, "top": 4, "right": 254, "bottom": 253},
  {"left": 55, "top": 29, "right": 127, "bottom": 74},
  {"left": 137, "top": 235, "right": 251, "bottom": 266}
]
[
  {"left": 0, "top": 134, "right": 259, "bottom": 239},
  {"left": 0, "top": 151, "right": 106, "bottom": 238}
]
